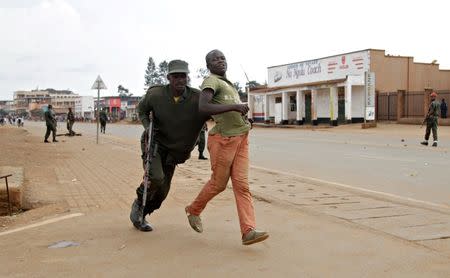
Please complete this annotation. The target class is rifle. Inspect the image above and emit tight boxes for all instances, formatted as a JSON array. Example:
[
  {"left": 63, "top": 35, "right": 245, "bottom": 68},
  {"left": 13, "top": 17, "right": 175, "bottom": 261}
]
[
  {"left": 141, "top": 111, "right": 158, "bottom": 225},
  {"left": 420, "top": 116, "right": 427, "bottom": 128}
]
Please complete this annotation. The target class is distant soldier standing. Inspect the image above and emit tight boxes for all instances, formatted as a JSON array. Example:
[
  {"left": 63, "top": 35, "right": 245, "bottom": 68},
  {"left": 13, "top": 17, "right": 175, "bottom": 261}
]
[
  {"left": 421, "top": 92, "right": 440, "bottom": 147},
  {"left": 99, "top": 108, "right": 107, "bottom": 134},
  {"left": 441, "top": 98, "right": 447, "bottom": 118},
  {"left": 44, "top": 104, "right": 58, "bottom": 143},
  {"left": 67, "top": 107, "right": 75, "bottom": 136}
]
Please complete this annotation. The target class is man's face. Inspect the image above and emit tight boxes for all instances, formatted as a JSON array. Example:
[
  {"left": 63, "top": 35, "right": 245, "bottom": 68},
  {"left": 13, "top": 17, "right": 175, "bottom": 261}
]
[
  {"left": 167, "top": 73, "right": 188, "bottom": 91},
  {"left": 207, "top": 51, "right": 227, "bottom": 76}
]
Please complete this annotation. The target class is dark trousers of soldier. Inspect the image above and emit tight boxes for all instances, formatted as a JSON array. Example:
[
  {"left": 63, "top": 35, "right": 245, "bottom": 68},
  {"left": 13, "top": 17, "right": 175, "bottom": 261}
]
[
  {"left": 44, "top": 124, "right": 57, "bottom": 141},
  {"left": 100, "top": 120, "right": 106, "bottom": 133},
  {"left": 67, "top": 121, "right": 75, "bottom": 135},
  {"left": 424, "top": 119, "right": 438, "bottom": 141},
  {"left": 136, "top": 148, "right": 176, "bottom": 216},
  {"left": 198, "top": 130, "right": 206, "bottom": 155}
]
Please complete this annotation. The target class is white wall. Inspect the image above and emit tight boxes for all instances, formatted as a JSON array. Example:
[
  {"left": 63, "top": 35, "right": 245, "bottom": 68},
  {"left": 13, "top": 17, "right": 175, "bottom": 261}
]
[{"left": 351, "top": 86, "right": 365, "bottom": 118}]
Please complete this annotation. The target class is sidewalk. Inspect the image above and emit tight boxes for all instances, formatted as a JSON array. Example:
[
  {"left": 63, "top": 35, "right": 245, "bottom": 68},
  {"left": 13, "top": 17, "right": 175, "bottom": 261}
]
[{"left": 0, "top": 126, "right": 449, "bottom": 277}]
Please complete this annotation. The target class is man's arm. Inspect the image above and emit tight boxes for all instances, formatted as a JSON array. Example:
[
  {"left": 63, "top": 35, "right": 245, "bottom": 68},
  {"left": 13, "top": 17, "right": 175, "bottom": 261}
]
[
  {"left": 138, "top": 93, "right": 153, "bottom": 129},
  {"left": 199, "top": 88, "right": 249, "bottom": 116}
]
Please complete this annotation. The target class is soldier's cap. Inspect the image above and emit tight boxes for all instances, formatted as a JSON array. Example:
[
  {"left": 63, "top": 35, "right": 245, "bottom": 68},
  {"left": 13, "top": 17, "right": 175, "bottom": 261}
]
[
  {"left": 430, "top": 92, "right": 438, "bottom": 97},
  {"left": 168, "top": 60, "right": 189, "bottom": 75},
  {"left": 48, "top": 104, "right": 53, "bottom": 109}
]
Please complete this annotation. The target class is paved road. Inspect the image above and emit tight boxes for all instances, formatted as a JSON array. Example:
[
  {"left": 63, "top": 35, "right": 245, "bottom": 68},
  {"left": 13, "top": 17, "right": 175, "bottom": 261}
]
[{"left": 25, "top": 121, "right": 450, "bottom": 206}]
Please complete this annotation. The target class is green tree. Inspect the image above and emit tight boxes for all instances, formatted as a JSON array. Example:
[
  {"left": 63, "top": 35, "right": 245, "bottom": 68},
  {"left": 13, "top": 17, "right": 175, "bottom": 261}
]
[
  {"left": 157, "top": 61, "right": 169, "bottom": 85},
  {"left": 117, "top": 85, "right": 131, "bottom": 97},
  {"left": 246, "top": 80, "right": 261, "bottom": 88},
  {"left": 144, "top": 57, "right": 159, "bottom": 89}
]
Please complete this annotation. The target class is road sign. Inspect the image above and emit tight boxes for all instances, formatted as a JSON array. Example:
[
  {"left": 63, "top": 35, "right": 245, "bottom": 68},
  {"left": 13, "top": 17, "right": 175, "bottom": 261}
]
[
  {"left": 365, "top": 72, "right": 376, "bottom": 121},
  {"left": 91, "top": 75, "right": 107, "bottom": 90}
]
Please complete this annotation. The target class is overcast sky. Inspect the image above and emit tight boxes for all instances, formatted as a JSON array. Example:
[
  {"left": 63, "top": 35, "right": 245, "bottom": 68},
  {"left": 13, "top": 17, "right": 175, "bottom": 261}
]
[{"left": 1, "top": 0, "right": 449, "bottom": 99}]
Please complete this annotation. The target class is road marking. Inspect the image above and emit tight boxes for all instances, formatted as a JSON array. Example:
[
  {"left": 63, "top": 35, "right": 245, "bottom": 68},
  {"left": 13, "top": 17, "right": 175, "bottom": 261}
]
[
  {"left": 250, "top": 165, "right": 450, "bottom": 211},
  {"left": 0, "top": 213, "right": 84, "bottom": 237},
  {"left": 350, "top": 154, "right": 416, "bottom": 163}
]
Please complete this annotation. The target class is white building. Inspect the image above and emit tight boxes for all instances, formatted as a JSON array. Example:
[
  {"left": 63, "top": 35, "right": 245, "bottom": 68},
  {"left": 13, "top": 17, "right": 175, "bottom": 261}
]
[
  {"left": 75, "top": 96, "right": 95, "bottom": 120},
  {"left": 249, "top": 50, "right": 373, "bottom": 126},
  {"left": 249, "top": 49, "right": 450, "bottom": 126}
]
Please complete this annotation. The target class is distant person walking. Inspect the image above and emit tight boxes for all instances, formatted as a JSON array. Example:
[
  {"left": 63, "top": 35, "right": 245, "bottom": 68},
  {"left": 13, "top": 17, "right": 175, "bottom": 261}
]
[
  {"left": 441, "top": 98, "right": 447, "bottom": 118},
  {"left": 99, "top": 108, "right": 107, "bottom": 134},
  {"left": 421, "top": 92, "right": 440, "bottom": 147},
  {"left": 44, "top": 105, "right": 58, "bottom": 143},
  {"left": 67, "top": 107, "right": 75, "bottom": 136}
]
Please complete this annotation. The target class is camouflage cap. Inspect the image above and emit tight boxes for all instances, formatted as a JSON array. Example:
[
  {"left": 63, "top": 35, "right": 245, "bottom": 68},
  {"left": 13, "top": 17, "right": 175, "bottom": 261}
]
[{"left": 168, "top": 60, "right": 189, "bottom": 75}]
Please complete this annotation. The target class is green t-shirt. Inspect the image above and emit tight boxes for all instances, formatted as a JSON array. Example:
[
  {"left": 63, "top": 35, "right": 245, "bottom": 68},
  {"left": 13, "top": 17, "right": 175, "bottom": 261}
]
[{"left": 201, "top": 74, "right": 251, "bottom": 137}]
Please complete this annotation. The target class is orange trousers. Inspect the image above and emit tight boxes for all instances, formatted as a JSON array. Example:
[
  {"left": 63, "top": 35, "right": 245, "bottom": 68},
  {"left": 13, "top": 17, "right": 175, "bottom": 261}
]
[{"left": 188, "top": 132, "right": 255, "bottom": 235}]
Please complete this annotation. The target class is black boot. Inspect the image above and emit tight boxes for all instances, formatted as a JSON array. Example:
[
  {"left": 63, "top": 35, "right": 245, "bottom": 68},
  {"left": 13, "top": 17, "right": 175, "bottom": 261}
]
[
  {"left": 130, "top": 199, "right": 153, "bottom": 232},
  {"left": 198, "top": 153, "right": 208, "bottom": 160}
]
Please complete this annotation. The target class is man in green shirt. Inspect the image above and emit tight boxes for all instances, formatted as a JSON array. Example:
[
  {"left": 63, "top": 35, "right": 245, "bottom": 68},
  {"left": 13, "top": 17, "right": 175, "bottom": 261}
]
[
  {"left": 185, "top": 50, "right": 269, "bottom": 245},
  {"left": 130, "top": 60, "right": 209, "bottom": 231},
  {"left": 421, "top": 92, "right": 440, "bottom": 147}
]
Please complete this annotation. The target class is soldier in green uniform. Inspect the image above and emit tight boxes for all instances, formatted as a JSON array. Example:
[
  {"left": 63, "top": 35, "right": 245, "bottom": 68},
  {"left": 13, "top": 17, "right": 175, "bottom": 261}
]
[
  {"left": 197, "top": 123, "right": 208, "bottom": 160},
  {"left": 99, "top": 108, "right": 107, "bottom": 134},
  {"left": 421, "top": 92, "right": 440, "bottom": 147},
  {"left": 130, "top": 60, "right": 209, "bottom": 231},
  {"left": 67, "top": 107, "right": 75, "bottom": 136},
  {"left": 44, "top": 104, "right": 58, "bottom": 143}
]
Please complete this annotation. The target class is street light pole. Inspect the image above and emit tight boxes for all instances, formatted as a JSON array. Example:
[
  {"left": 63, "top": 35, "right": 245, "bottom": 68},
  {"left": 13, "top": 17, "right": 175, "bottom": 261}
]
[{"left": 96, "top": 87, "right": 100, "bottom": 144}]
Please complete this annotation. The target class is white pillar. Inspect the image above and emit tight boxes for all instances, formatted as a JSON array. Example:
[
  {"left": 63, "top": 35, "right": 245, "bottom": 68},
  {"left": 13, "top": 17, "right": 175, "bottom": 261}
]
[
  {"left": 247, "top": 91, "right": 254, "bottom": 120},
  {"left": 330, "top": 87, "right": 338, "bottom": 124},
  {"left": 281, "top": 91, "right": 289, "bottom": 123},
  {"left": 345, "top": 82, "right": 352, "bottom": 122},
  {"left": 296, "top": 90, "right": 302, "bottom": 123},
  {"left": 264, "top": 94, "right": 270, "bottom": 122},
  {"left": 311, "top": 89, "right": 318, "bottom": 124}
]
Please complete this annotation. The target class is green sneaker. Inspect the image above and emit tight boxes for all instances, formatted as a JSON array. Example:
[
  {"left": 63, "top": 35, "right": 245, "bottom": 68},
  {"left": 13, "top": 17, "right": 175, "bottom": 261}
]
[
  {"left": 185, "top": 206, "right": 203, "bottom": 233},
  {"left": 242, "top": 229, "right": 269, "bottom": 245}
]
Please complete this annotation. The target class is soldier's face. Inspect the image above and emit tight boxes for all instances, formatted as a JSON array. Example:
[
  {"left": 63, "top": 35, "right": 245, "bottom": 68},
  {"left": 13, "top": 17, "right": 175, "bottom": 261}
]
[
  {"left": 207, "top": 51, "right": 227, "bottom": 76},
  {"left": 168, "top": 73, "right": 188, "bottom": 91}
]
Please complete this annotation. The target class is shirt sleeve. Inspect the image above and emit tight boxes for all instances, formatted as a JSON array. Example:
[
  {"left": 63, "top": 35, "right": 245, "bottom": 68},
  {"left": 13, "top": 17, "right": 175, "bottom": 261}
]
[
  {"left": 200, "top": 76, "right": 219, "bottom": 95},
  {"left": 138, "top": 92, "right": 153, "bottom": 129}
]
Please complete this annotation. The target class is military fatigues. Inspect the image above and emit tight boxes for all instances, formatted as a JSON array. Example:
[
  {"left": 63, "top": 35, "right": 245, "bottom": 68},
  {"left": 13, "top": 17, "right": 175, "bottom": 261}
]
[
  {"left": 67, "top": 110, "right": 75, "bottom": 136},
  {"left": 99, "top": 110, "right": 107, "bottom": 133},
  {"left": 424, "top": 100, "right": 440, "bottom": 142},
  {"left": 135, "top": 85, "right": 207, "bottom": 218},
  {"left": 44, "top": 108, "right": 57, "bottom": 142}
]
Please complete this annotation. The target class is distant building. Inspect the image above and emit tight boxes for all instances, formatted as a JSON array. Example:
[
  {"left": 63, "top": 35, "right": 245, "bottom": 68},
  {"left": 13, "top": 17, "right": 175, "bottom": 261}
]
[
  {"left": 94, "top": 95, "right": 141, "bottom": 120},
  {"left": 75, "top": 96, "right": 94, "bottom": 120},
  {"left": 248, "top": 49, "right": 450, "bottom": 125},
  {"left": 0, "top": 100, "right": 14, "bottom": 114},
  {"left": 13, "top": 89, "right": 79, "bottom": 116},
  {"left": 13, "top": 90, "right": 51, "bottom": 115}
]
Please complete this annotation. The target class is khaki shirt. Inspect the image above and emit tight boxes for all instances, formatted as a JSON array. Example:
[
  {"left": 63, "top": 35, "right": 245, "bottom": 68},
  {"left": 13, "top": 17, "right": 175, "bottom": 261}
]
[{"left": 201, "top": 74, "right": 250, "bottom": 137}]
